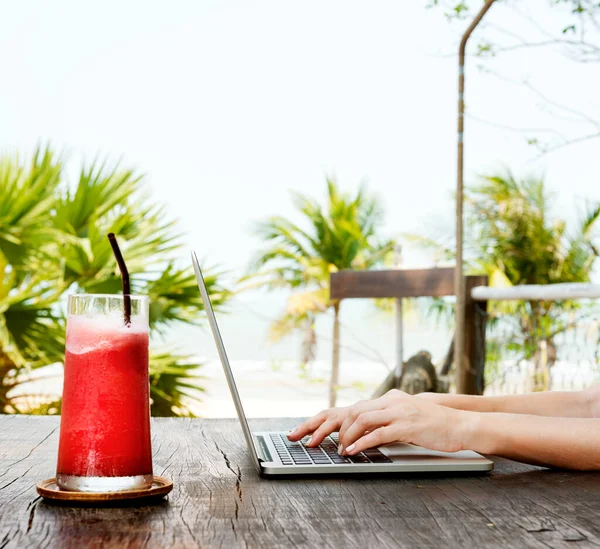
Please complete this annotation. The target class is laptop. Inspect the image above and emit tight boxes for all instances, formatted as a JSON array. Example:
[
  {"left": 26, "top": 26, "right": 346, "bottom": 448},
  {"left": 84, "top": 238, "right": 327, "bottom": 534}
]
[{"left": 191, "top": 251, "right": 494, "bottom": 476}]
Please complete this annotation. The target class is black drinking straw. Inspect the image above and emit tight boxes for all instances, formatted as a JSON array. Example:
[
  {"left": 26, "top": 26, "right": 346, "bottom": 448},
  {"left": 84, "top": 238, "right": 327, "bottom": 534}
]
[{"left": 107, "top": 233, "right": 131, "bottom": 326}]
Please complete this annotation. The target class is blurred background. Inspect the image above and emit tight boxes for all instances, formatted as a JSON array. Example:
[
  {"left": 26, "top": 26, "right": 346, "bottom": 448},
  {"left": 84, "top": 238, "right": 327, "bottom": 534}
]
[{"left": 1, "top": 0, "right": 600, "bottom": 417}]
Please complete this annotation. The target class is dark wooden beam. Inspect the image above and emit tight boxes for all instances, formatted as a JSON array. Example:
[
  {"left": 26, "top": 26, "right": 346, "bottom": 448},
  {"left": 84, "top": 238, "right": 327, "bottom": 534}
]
[
  {"left": 464, "top": 275, "right": 488, "bottom": 395},
  {"left": 330, "top": 268, "right": 455, "bottom": 300}
]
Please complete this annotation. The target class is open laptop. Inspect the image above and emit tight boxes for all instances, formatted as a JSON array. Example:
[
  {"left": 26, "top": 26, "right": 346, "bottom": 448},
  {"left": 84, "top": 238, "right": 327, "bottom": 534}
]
[{"left": 191, "top": 251, "right": 494, "bottom": 476}]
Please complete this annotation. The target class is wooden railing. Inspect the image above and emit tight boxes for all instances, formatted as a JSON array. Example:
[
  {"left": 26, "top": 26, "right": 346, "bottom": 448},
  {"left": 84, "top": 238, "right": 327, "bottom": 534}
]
[{"left": 330, "top": 268, "right": 488, "bottom": 395}]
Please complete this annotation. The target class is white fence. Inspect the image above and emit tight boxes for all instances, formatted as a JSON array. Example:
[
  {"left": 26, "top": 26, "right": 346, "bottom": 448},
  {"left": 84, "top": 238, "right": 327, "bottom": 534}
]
[{"left": 470, "top": 283, "right": 600, "bottom": 394}]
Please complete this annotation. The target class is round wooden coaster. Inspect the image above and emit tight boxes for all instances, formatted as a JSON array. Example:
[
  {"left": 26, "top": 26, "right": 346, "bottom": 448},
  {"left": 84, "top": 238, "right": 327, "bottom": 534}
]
[{"left": 36, "top": 476, "right": 173, "bottom": 503}]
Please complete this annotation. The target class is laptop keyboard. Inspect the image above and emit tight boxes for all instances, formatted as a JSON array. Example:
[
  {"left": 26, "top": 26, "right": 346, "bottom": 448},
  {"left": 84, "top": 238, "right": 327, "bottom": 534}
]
[{"left": 269, "top": 433, "right": 392, "bottom": 466}]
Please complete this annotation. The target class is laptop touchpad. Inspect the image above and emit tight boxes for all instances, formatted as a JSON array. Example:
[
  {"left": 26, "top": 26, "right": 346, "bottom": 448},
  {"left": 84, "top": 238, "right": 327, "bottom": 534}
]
[{"left": 381, "top": 443, "right": 484, "bottom": 461}]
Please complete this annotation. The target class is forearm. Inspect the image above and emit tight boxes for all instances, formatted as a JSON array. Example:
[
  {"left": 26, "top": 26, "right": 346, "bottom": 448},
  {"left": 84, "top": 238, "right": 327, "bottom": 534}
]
[
  {"left": 427, "top": 389, "right": 596, "bottom": 418},
  {"left": 460, "top": 411, "right": 600, "bottom": 470}
]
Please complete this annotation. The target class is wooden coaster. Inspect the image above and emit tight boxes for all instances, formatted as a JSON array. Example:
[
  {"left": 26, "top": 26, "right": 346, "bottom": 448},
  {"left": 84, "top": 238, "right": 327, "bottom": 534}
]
[{"left": 36, "top": 476, "right": 173, "bottom": 503}]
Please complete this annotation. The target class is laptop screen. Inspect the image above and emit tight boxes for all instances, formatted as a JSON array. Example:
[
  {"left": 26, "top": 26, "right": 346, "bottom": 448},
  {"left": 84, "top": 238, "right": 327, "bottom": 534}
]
[{"left": 191, "top": 251, "right": 262, "bottom": 473}]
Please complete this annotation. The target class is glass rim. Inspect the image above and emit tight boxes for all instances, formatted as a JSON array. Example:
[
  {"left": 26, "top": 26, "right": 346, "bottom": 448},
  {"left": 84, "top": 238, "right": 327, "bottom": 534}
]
[{"left": 68, "top": 293, "right": 148, "bottom": 301}]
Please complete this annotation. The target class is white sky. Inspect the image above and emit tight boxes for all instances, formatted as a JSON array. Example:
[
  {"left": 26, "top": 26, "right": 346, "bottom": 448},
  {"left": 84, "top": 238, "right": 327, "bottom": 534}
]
[{"left": 2, "top": 0, "right": 599, "bottom": 363}]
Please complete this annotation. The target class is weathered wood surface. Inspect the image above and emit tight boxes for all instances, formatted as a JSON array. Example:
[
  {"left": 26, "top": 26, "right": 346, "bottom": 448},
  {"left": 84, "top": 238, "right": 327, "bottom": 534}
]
[
  {"left": 2, "top": 416, "right": 600, "bottom": 549},
  {"left": 464, "top": 274, "right": 489, "bottom": 395},
  {"left": 330, "top": 268, "right": 457, "bottom": 299}
]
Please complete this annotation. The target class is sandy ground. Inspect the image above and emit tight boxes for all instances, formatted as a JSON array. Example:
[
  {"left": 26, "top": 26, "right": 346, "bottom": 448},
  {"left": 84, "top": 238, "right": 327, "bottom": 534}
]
[
  {"left": 10, "top": 360, "right": 389, "bottom": 418},
  {"left": 191, "top": 360, "right": 385, "bottom": 417},
  {"left": 10, "top": 359, "right": 599, "bottom": 417}
]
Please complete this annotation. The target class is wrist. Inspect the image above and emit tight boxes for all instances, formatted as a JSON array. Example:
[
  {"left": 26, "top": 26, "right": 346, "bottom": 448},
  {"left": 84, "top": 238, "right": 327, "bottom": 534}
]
[
  {"left": 416, "top": 392, "right": 446, "bottom": 404},
  {"left": 456, "top": 410, "right": 489, "bottom": 453},
  {"left": 583, "top": 386, "right": 600, "bottom": 418}
]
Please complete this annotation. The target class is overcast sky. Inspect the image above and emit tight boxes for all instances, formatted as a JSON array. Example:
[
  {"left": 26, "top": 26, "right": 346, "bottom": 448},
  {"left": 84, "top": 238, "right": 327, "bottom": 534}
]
[{"left": 2, "top": 0, "right": 599, "bottom": 363}]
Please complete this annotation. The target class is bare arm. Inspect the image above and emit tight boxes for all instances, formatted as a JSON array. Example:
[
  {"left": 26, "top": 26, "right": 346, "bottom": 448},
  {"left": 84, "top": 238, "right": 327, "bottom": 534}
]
[
  {"left": 289, "top": 389, "right": 600, "bottom": 471},
  {"left": 463, "top": 412, "right": 600, "bottom": 470},
  {"left": 418, "top": 385, "right": 600, "bottom": 418}
]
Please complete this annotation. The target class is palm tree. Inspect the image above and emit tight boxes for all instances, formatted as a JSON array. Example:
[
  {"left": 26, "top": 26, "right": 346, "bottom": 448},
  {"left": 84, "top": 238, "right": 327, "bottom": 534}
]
[
  {"left": 0, "top": 147, "right": 230, "bottom": 415},
  {"left": 408, "top": 172, "right": 600, "bottom": 391},
  {"left": 246, "top": 179, "right": 395, "bottom": 406}
]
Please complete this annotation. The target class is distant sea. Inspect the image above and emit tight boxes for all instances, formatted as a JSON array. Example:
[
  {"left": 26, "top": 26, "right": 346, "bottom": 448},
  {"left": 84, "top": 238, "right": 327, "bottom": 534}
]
[{"left": 12, "top": 290, "right": 600, "bottom": 416}]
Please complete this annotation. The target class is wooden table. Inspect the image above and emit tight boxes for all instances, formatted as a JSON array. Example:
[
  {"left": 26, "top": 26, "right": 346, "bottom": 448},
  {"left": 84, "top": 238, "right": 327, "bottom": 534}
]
[{"left": 2, "top": 416, "right": 600, "bottom": 548}]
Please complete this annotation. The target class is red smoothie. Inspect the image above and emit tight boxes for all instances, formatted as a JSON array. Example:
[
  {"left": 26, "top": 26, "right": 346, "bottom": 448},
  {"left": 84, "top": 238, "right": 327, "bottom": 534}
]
[{"left": 57, "top": 315, "right": 152, "bottom": 484}]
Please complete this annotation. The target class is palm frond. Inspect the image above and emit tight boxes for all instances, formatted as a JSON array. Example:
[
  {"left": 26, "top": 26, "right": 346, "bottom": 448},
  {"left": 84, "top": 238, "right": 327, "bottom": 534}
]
[
  {"left": 413, "top": 170, "right": 600, "bottom": 382},
  {"left": 54, "top": 161, "right": 143, "bottom": 236},
  {"left": 0, "top": 147, "right": 62, "bottom": 268},
  {"left": 145, "top": 262, "right": 230, "bottom": 333},
  {"left": 244, "top": 177, "right": 394, "bottom": 387},
  {"left": 149, "top": 349, "right": 205, "bottom": 417},
  {"left": 580, "top": 202, "right": 600, "bottom": 239},
  {"left": 0, "top": 146, "right": 232, "bottom": 417}
]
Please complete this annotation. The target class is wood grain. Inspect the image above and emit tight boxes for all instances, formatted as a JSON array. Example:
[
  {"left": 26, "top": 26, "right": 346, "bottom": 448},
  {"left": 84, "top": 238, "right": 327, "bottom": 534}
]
[
  {"left": 464, "top": 274, "right": 489, "bottom": 395},
  {"left": 35, "top": 476, "right": 173, "bottom": 502},
  {"left": 2, "top": 416, "right": 600, "bottom": 548},
  {"left": 329, "top": 268, "right": 457, "bottom": 299}
]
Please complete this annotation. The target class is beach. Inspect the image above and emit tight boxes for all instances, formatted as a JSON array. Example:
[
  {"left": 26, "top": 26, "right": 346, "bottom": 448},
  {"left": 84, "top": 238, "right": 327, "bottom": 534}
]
[{"left": 11, "top": 355, "right": 600, "bottom": 418}]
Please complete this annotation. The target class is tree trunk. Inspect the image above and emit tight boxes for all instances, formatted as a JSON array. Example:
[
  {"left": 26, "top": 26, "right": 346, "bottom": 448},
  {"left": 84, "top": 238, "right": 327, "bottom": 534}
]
[
  {"left": 329, "top": 302, "right": 341, "bottom": 408},
  {"left": 527, "top": 304, "right": 557, "bottom": 393},
  {"left": 532, "top": 339, "right": 557, "bottom": 392},
  {"left": 0, "top": 351, "right": 18, "bottom": 413}
]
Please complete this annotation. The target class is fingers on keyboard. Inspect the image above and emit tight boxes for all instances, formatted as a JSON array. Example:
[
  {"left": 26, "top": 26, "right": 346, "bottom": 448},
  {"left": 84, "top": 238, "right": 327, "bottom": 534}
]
[{"left": 271, "top": 433, "right": 391, "bottom": 465}]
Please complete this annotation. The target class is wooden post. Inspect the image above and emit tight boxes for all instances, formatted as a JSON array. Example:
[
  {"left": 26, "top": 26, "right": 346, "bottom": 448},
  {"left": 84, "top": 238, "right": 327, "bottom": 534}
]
[
  {"left": 463, "top": 275, "right": 488, "bottom": 394},
  {"left": 329, "top": 302, "right": 341, "bottom": 407},
  {"left": 393, "top": 246, "right": 404, "bottom": 388},
  {"left": 455, "top": 0, "right": 496, "bottom": 394},
  {"left": 394, "top": 298, "right": 403, "bottom": 387}
]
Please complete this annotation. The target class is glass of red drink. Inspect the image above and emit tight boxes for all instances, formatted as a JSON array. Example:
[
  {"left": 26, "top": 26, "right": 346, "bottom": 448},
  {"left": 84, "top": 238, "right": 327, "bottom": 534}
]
[{"left": 56, "top": 294, "right": 153, "bottom": 492}]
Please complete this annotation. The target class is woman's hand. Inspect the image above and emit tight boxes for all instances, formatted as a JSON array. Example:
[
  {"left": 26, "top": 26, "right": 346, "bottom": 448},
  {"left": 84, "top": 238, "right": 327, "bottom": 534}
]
[
  {"left": 288, "top": 389, "right": 600, "bottom": 470},
  {"left": 288, "top": 389, "right": 473, "bottom": 455},
  {"left": 287, "top": 406, "right": 351, "bottom": 447}
]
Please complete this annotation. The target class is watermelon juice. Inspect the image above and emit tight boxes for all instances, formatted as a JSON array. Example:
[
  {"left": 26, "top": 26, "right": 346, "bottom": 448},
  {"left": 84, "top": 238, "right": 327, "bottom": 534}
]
[{"left": 56, "top": 294, "right": 153, "bottom": 492}]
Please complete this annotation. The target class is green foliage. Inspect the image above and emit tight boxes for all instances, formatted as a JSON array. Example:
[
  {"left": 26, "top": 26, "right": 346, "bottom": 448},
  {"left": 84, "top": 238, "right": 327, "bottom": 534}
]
[
  {"left": 465, "top": 173, "right": 599, "bottom": 285},
  {"left": 249, "top": 179, "right": 393, "bottom": 287},
  {"left": 247, "top": 178, "right": 394, "bottom": 331},
  {"left": 0, "top": 146, "right": 230, "bottom": 416},
  {"left": 27, "top": 398, "right": 62, "bottom": 416},
  {"left": 431, "top": 0, "right": 600, "bottom": 71},
  {"left": 0, "top": 149, "right": 63, "bottom": 269},
  {"left": 146, "top": 263, "right": 227, "bottom": 333},
  {"left": 408, "top": 172, "right": 600, "bottom": 389},
  {"left": 245, "top": 178, "right": 394, "bottom": 402},
  {"left": 431, "top": 0, "right": 600, "bottom": 24},
  {"left": 149, "top": 350, "right": 206, "bottom": 417},
  {"left": 409, "top": 172, "right": 599, "bottom": 290}
]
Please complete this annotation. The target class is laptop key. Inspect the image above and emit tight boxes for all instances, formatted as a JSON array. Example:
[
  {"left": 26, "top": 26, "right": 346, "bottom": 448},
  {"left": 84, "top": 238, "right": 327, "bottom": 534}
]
[
  {"left": 275, "top": 433, "right": 382, "bottom": 466},
  {"left": 349, "top": 455, "right": 370, "bottom": 463},
  {"left": 364, "top": 452, "right": 392, "bottom": 463},
  {"left": 368, "top": 456, "right": 391, "bottom": 463}
]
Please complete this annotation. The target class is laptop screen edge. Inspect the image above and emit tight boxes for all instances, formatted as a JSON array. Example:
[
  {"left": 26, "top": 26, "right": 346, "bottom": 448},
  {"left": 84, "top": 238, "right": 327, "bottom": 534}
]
[{"left": 190, "top": 251, "right": 263, "bottom": 475}]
